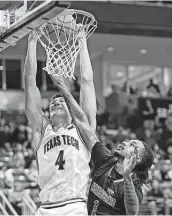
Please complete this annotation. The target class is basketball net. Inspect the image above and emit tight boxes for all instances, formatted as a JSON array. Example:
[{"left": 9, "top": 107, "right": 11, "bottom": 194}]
[{"left": 34, "top": 9, "right": 97, "bottom": 80}]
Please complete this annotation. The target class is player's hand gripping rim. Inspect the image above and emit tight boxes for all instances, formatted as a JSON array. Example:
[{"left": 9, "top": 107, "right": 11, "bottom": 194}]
[{"left": 28, "top": 25, "right": 44, "bottom": 42}]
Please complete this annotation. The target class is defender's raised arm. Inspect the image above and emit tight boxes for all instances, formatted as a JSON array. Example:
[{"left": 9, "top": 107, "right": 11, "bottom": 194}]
[{"left": 79, "top": 36, "right": 97, "bottom": 131}]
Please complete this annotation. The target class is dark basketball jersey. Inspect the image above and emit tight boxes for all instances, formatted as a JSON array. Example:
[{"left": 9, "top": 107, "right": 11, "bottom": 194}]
[{"left": 87, "top": 143, "right": 143, "bottom": 215}]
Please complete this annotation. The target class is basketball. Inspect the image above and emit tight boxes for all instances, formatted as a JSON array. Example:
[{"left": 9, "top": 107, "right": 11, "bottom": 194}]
[
  {"left": 56, "top": 14, "right": 76, "bottom": 37},
  {"left": 57, "top": 14, "right": 75, "bottom": 24}
]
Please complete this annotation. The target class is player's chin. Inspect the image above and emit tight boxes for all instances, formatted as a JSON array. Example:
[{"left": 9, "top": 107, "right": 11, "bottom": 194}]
[{"left": 51, "top": 110, "right": 64, "bottom": 117}]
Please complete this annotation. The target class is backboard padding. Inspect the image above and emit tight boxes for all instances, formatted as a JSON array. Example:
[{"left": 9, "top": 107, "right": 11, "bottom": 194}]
[{"left": 0, "top": 1, "right": 70, "bottom": 52}]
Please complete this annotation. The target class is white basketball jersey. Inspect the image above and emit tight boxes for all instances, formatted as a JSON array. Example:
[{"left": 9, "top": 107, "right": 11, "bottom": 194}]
[{"left": 36, "top": 122, "right": 91, "bottom": 205}]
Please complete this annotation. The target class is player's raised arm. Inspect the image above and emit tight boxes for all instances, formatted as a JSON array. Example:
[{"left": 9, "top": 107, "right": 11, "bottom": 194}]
[
  {"left": 50, "top": 75, "right": 99, "bottom": 151},
  {"left": 24, "top": 32, "right": 47, "bottom": 150},
  {"left": 79, "top": 36, "right": 97, "bottom": 131}
]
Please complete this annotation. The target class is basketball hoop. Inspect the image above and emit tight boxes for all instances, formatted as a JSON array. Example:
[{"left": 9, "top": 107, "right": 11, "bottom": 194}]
[{"left": 34, "top": 9, "right": 97, "bottom": 80}]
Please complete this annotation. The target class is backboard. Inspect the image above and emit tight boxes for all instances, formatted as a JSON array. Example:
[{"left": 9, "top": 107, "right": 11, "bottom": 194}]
[
  {"left": 0, "top": 1, "right": 70, "bottom": 52},
  {"left": 0, "top": 1, "right": 24, "bottom": 11}
]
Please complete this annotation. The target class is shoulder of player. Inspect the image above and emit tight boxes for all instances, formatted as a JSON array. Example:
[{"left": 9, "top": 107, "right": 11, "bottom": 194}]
[
  {"left": 92, "top": 142, "right": 112, "bottom": 157},
  {"left": 32, "top": 115, "right": 50, "bottom": 134}
]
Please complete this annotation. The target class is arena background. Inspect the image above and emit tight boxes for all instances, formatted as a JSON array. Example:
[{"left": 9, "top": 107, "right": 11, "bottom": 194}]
[{"left": 1, "top": 0, "right": 172, "bottom": 215}]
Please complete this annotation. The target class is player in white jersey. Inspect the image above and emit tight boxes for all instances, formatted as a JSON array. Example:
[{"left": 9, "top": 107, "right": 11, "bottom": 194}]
[{"left": 24, "top": 31, "right": 97, "bottom": 215}]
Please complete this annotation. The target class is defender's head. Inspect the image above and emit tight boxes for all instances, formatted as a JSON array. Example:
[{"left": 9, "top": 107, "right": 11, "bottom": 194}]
[
  {"left": 49, "top": 94, "right": 71, "bottom": 122},
  {"left": 115, "top": 140, "right": 154, "bottom": 171}
]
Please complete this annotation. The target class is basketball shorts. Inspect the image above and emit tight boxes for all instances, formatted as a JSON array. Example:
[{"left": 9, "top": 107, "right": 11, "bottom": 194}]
[{"left": 35, "top": 201, "right": 88, "bottom": 216}]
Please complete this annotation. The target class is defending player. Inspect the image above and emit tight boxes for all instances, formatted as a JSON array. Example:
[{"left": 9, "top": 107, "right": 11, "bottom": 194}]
[
  {"left": 24, "top": 31, "right": 97, "bottom": 215},
  {"left": 87, "top": 140, "right": 154, "bottom": 215}
]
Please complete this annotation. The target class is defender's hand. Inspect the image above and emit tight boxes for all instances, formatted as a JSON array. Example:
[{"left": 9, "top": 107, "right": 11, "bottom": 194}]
[{"left": 123, "top": 146, "right": 138, "bottom": 177}]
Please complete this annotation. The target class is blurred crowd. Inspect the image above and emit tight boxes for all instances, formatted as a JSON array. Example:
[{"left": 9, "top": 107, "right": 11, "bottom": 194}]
[{"left": 0, "top": 118, "right": 39, "bottom": 214}]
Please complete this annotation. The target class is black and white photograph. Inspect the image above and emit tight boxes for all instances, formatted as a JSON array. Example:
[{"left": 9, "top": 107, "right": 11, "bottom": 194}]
[{"left": 0, "top": 0, "right": 172, "bottom": 215}]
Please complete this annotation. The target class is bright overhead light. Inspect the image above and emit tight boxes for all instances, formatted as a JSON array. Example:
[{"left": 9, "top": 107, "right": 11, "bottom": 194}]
[
  {"left": 116, "top": 72, "right": 123, "bottom": 77},
  {"left": 107, "top": 47, "right": 114, "bottom": 52},
  {"left": 140, "top": 49, "right": 147, "bottom": 54},
  {"left": 129, "top": 66, "right": 135, "bottom": 71}
]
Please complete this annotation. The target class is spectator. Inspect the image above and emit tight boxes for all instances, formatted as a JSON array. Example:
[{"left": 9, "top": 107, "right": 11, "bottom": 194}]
[
  {"left": 8, "top": 183, "right": 24, "bottom": 215},
  {"left": 12, "top": 125, "right": 26, "bottom": 144},
  {"left": 147, "top": 78, "right": 161, "bottom": 97},
  {"left": 0, "top": 125, "right": 10, "bottom": 146},
  {"left": 4, "top": 142, "right": 13, "bottom": 154},
  {"left": 9, "top": 143, "right": 25, "bottom": 169},
  {"left": 167, "top": 145, "right": 172, "bottom": 161},
  {"left": 160, "top": 115, "right": 172, "bottom": 151},
  {"left": 153, "top": 143, "right": 165, "bottom": 160},
  {"left": 1, "top": 163, "right": 14, "bottom": 189},
  {"left": 23, "top": 131, "right": 32, "bottom": 150},
  {"left": 8, "top": 121, "right": 16, "bottom": 143},
  {"left": 135, "top": 119, "right": 155, "bottom": 143},
  {"left": 0, "top": 118, "right": 6, "bottom": 130},
  {"left": 0, "top": 163, "right": 6, "bottom": 188},
  {"left": 167, "top": 87, "right": 172, "bottom": 97}
]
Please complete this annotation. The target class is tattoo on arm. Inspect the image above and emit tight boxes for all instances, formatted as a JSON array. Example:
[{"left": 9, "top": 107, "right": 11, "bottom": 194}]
[{"left": 124, "top": 175, "right": 139, "bottom": 215}]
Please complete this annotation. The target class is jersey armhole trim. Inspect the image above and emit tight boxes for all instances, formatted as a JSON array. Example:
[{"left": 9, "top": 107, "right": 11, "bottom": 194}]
[
  {"left": 35, "top": 151, "right": 40, "bottom": 174},
  {"left": 34, "top": 121, "right": 51, "bottom": 155},
  {"left": 75, "top": 125, "right": 91, "bottom": 153}
]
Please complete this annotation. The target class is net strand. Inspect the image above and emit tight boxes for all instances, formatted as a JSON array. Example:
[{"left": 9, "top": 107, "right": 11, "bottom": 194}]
[{"left": 34, "top": 10, "right": 97, "bottom": 80}]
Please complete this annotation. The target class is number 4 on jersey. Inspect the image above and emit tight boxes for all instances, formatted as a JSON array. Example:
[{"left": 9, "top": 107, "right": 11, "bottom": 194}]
[{"left": 55, "top": 150, "right": 65, "bottom": 170}]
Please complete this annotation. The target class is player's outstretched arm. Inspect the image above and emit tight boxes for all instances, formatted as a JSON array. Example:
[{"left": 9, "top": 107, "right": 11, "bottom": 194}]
[
  {"left": 50, "top": 75, "right": 99, "bottom": 151},
  {"left": 79, "top": 36, "right": 97, "bottom": 131},
  {"left": 24, "top": 32, "right": 46, "bottom": 150}
]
